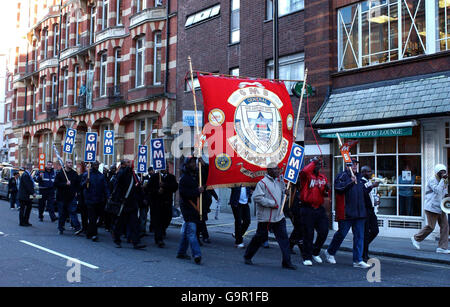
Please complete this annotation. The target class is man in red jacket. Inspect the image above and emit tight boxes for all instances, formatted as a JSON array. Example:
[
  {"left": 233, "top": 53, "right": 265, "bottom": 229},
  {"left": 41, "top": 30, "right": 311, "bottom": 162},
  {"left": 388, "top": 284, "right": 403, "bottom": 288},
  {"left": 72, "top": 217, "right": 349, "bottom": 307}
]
[{"left": 298, "top": 157, "right": 330, "bottom": 266}]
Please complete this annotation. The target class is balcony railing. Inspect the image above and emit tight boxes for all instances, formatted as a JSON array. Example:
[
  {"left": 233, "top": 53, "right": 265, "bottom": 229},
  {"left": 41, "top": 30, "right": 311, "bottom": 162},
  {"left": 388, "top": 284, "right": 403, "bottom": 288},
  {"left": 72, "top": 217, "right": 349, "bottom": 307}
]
[
  {"left": 130, "top": 7, "right": 167, "bottom": 28},
  {"left": 108, "top": 85, "right": 126, "bottom": 105}
]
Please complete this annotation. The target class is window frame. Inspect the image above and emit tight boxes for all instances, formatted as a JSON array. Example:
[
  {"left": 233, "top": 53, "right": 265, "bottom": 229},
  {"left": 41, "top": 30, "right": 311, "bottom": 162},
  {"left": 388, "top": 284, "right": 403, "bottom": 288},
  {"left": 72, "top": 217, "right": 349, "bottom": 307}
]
[
  {"left": 102, "top": 0, "right": 109, "bottom": 30},
  {"left": 43, "top": 28, "right": 48, "bottom": 59},
  {"left": 153, "top": 32, "right": 162, "bottom": 85},
  {"left": 100, "top": 53, "right": 108, "bottom": 97},
  {"left": 114, "top": 48, "right": 122, "bottom": 94},
  {"left": 63, "top": 69, "right": 69, "bottom": 106},
  {"left": 74, "top": 65, "right": 81, "bottom": 105},
  {"left": 266, "top": 52, "right": 305, "bottom": 94},
  {"left": 230, "top": 0, "right": 240, "bottom": 44},
  {"left": 53, "top": 24, "right": 59, "bottom": 57},
  {"left": 266, "top": 0, "right": 305, "bottom": 20},
  {"left": 135, "top": 36, "right": 145, "bottom": 88}
]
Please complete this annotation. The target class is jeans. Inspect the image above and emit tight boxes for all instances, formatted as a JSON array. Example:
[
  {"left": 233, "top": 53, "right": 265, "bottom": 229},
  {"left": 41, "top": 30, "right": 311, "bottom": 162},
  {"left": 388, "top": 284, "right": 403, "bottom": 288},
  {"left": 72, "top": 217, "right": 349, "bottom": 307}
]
[
  {"left": 363, "top": 209, "right": 379, "bottom": 260},
  {"left": 300, "top": 206, "right": 329, "bottom": 260},
  {"left": 231, "top": 204, "right": 251, "bottom": 245},
  {"left": 244, "top": 218, "right": 292, "bottom": 266},
  {"left": 57, "top": 200, "right": 81, "bottom": 232},
  {"left": 10, "top": 192, "right": 19, "bottom": 209},
  {"left": 38, "top": 190, "right": 57, "bottom": 221},
  {"left": 327, "top": 218, "right": 365, "bottom": 263},
  {"left": 177, "top": 222, "right": 201, "bottom": 258}
]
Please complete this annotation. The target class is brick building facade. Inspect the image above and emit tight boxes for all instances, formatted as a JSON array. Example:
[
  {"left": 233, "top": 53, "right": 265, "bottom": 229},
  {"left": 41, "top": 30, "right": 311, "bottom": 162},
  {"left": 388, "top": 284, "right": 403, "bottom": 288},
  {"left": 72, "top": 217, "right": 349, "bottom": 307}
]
[{"left": 10, "top": 0, "right": 177, "bottom": 171}]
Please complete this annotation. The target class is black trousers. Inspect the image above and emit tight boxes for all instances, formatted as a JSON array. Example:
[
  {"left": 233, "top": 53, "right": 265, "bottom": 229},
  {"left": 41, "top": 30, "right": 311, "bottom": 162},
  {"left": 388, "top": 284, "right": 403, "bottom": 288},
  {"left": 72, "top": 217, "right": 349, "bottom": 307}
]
[
  {"left": 231, "top": 204, "right": 251, "bottom": 244},
  {"left": 289, "top": 206, "right": 304, "bottom": 245},
  {"left": 300, "top": 206, "right": 329, "bottom": 261},
  {"left": 244, "top": 218, "right": 292, "bottom": 266},
  {"left": 113, "top": 210, "right": 140, "bottom": 245},
  {"left": 363, "top": 209, "right": 379, "bottom": 261},
  {"left": 87, "top": 202, "right": 104, "bottom": 238},
  {"left": 19, "top": 200, "right": 33, "bottom": 225},
  {"left": 78, "top": 201, "right": 88, "bottom": 231},
  {"left": 196, "top": 220, "right": 209, "bottom": 240},
  {"left": 150, "top": 202, "right": 166, "bottom": 243}
]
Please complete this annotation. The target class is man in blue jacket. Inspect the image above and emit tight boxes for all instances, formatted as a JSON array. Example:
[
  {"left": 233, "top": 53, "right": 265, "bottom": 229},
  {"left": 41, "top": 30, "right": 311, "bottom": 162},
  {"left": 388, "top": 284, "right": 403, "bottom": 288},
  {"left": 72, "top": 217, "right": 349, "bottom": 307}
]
[
  {"left": 35, "top": 161, "right": 58, "bottom": 222},
  {"left": 325, "top": 158, "right": 370, "bottom": 268},
  {"left": 81, "top": 161, "right": 109, "bottom": 242}
]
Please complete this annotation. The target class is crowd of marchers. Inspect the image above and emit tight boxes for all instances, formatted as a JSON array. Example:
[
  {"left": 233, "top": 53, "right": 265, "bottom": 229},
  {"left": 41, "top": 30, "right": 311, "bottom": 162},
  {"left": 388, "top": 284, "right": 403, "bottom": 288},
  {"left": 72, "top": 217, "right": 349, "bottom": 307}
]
[{"left": 6, "top": 155, "right": 449, "bottom": 268}]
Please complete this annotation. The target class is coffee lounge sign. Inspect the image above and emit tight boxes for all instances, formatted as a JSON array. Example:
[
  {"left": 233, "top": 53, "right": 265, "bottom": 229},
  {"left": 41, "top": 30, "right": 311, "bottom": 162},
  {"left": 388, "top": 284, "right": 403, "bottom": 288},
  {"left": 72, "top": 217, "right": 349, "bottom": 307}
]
[{"left": 320, "top": 127, "right": 412, "bottom": 139}]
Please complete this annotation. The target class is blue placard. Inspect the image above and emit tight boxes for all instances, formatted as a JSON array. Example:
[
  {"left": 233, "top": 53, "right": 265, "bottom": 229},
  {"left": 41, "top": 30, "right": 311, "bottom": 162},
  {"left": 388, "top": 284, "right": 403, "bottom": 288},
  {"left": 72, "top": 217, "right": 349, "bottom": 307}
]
[
  {"left": 103, "top": 130, "right": 114, "bottom": 156},
  {"left": 284, "top": 144, "right": 305, "bottom": 184},
  {"left": 63, "top": 128, "right": 77, "bottom": 154},
  {"left": 84, "top": 132, "right": 98, "bottom": 162},
  {"left": 150, "top": 138, "right": 166, "bottom": 171},
  {"left": 137, "top": 145, "right": 148, "bottom": 174}
]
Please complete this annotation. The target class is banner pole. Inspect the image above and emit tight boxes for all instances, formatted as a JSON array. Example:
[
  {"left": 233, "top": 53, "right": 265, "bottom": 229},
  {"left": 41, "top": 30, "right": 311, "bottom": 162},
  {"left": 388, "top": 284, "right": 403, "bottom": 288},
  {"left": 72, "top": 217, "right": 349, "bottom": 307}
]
[
  {"left": 188, "top": 56, "right": 203, "bottom": 220},
  {"left": 280, "top": 68, "right": 308, "bottom": 214}
]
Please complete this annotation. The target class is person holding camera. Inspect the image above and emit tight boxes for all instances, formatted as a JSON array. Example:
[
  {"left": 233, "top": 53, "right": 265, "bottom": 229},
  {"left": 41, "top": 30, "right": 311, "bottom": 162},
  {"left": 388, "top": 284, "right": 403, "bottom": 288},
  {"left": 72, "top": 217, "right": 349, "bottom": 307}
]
[{"left": 411, "top": 164, "right": 449, "bottom": 254}]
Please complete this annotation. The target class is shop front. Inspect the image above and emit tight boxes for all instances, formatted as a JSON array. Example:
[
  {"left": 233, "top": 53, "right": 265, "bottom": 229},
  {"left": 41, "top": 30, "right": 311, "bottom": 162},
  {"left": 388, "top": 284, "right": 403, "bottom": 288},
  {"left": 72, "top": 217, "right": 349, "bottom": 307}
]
[{"left": 313, "top": 72, "right": 450, "bottom": 238}]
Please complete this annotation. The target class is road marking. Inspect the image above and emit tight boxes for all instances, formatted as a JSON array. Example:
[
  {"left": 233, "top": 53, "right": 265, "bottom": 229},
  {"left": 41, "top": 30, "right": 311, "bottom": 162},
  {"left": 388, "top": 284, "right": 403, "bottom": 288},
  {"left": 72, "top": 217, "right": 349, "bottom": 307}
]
[
  {"left": 376, "top": 255, "right": 450, "bottom": 270},
  {"left": 19, "top": 240, "right": 99, "bottom": 269}
]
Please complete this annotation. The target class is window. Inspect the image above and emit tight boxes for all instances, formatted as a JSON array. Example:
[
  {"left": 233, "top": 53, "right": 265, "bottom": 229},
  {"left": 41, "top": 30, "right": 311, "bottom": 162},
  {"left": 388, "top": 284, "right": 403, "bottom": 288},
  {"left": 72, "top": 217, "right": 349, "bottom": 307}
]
[
  {"left": 100, "top": 53, "right": 107, "bottom": 97},
  {"left": 116, "top": 0, "right": 122, "bottom": 25},
  {"left": 230, "top": 67, "right": 239, "bottom": 76},
  {"left": 230, "top": 0, "right": 240, "bottom": 43},
  {"left": 153, "top": 32, "right": 162, "bottom": 85},
  {"left": 6, "top": 104, "right": 10, "bottom": 122},
  {"left": 333, "top": 126, "right": 422, "bottom": 217},
  {"left": 114, "top": 49, "right": 121, "bottom": 94},
  {"left": 34, "top": 43, "right": 38, "bottom": 71},
  {"left": 267, "top": 53, "right": 304, "bottom": 94},
  {"left": 76, "top": 11, "right": 81, "bottom": 45},
  {"left": 266, "top": 0, "right": 304, "bottom": 19},
  {"left": 65, "top": 14, "right": 69, "bottom": 49},
  {"left": 438, "top": 0, "right": 450, "bottom": 51},
  {"left": 102, "top": 0, "right": 109, "bottom": 30},
  {"left": 63, "top": 69, "right": 69, "bottom": 106},
  {"left": 137, "top": 0, "right": 145, "bottom": 12},
  {"left": 41, "top": 77, "right": 47, "bottom": 112},
  {"left": 43, "top": 28, "right": 48, "bottom": 59},
  {"left": 185, "top": 4, "right": 221, "bottom": 27},
  {"left": 44, "top": 132, "right": 53, "bottom": 161},
  {"left": 135, "top": 36, "right": 145, "bottom": 88},
  {"left": 338, "top": 0, "right": 427, "bottom": 71},
  {"left": 90, "top": 7, "right": 96, "bottom": 44},
  {"left": 32, "top": 86, "right": 36, "bottom": 121},
  {"left": 185, "top": 76, "right": 200, "bottom": 91},
  {"left": 155, "top": 0, "right": 163, "bottom": 7},
  {"left": 51, "top": 74, "right": 57, "bottom": 110},
  {"left": 53, "top": 24, "right": 59, "bottom": 57},
  {"left": 74, "top": 66, "right": 81, "bottom": 105}
]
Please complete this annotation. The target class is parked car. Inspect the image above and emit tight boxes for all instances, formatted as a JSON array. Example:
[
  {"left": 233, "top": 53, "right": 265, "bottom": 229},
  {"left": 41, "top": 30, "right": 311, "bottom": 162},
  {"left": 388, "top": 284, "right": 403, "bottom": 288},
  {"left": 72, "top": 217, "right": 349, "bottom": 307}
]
[{"left": 0, "top": 167, "right": 40, "bottom": 204}]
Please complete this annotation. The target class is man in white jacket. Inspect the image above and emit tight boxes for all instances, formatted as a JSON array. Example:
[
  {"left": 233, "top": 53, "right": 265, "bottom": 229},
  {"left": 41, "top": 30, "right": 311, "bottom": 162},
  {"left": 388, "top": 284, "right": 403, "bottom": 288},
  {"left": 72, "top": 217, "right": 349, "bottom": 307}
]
[
  {"left": 243, "top": 163, "right": 297, "bottom": 270},
  {"left": 411, "top": 164, "right": 449, "bottom": 253}
]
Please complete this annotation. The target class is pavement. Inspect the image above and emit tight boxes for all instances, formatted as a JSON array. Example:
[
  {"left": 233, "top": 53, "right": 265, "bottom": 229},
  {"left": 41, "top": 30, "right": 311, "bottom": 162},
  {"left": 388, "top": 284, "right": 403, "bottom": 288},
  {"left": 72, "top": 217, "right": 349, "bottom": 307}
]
[{"left": 171, "top": 209, "right": 450, "bottom": 265}]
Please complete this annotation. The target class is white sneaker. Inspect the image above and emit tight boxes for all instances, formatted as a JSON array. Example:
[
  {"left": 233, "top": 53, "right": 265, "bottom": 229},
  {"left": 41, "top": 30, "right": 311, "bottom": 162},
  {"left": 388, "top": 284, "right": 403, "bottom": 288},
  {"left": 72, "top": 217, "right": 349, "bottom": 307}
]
[
  {"left": 411, "top": 236, "right": 420, "bottom": 250},
  {"left": 353, "top": 261, "right": 371, "bottom": 269},
  {"left": 303, "top": 260, "right": 313, "bottom": 266},
  {"left": 436, "top": 248, "right": 450, "bottom": 254},
  {"left": 235, "top": 243, "right": 245, "bottom": 249},
  {"left": 324, "top": 250, "right": 336, "bottom": 264},
  {"left": 312, "top": 255, "right": 323, "bottom": 264}
]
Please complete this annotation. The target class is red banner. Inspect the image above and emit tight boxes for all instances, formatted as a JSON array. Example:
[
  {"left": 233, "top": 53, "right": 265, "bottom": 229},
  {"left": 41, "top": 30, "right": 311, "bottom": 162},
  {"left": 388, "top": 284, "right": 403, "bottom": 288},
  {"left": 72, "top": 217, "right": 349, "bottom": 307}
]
[{"left": 198, "top": 74, "right": 295, "bottom": 189}]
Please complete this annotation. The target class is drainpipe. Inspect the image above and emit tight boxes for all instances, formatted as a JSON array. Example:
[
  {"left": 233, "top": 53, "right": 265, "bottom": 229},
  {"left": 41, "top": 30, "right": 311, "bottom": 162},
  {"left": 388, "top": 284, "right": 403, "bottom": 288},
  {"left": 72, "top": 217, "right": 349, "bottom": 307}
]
[{"left": 164, "top": 0, "right": 171, "bottom": 94}]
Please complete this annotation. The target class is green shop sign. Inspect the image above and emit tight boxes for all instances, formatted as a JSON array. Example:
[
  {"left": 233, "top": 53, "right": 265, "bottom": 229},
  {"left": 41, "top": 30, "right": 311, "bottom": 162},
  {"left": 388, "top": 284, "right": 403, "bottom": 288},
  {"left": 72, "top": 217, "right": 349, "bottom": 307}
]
[{"left": 320, "top": 127, "right": 413, "bottom": 139}]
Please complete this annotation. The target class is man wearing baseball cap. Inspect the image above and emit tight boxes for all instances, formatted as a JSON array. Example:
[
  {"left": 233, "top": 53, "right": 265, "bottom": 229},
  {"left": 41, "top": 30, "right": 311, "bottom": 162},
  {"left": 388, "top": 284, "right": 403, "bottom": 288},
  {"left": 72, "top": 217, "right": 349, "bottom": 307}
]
[{"left": 411, "top": 164, "right": 449, "bottom": 253}]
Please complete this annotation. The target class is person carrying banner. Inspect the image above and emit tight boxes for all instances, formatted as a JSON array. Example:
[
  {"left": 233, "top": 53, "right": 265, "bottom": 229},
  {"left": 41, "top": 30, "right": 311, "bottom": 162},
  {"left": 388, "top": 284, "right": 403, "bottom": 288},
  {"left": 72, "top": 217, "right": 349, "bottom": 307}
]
[
  {"left": 146, "top": 167, "right": 178, "bottom": 247},
  {"left": 177, "top": 157, "right": 204, "bottom": 264},
  {"left": 229, "top": 185, "right": 252, "bottom": 248},
  {"left": 325, "top": 158, "right": 370, "bottom": 268},
  {"left": 81, "top": 161, "right": 109, "bottom": 242},
  {"left": 411, "top": 164, "right": 449, "bottom": 253},
  {"left": 18, "top": 163, "right": 36, "bottom": 227},
  {"left": 110, "top": 159, "right": 146, "bottom": 250},
  {"left": 34, "top": 161, "right": 58, "bottom": 222},
  {"left": 243, "top": 163, "right": 297, "bottom": 270},
  {"left": 54, "top": 159, "right": 82, "bottom": 235},
  {"left": 361, "top": 165, "right": 380, "bottom": 262},
  {"left": 298, "top": 157, "right": 330, "bottom": 266}
]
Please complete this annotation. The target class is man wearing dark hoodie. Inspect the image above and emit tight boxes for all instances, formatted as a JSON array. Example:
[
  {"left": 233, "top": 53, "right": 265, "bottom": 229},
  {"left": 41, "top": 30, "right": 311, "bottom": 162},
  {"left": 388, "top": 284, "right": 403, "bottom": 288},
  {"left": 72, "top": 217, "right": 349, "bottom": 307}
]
[{"left": 325, "top": 158, "right": 370, "bottom": 268}]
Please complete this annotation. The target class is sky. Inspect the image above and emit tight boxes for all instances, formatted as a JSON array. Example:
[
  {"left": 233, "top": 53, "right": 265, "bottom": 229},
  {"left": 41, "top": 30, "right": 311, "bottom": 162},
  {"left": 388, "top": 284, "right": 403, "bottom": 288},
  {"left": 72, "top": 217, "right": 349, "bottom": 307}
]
[{"left": 0, "top": 0, "right": 19, "bottom": 54}]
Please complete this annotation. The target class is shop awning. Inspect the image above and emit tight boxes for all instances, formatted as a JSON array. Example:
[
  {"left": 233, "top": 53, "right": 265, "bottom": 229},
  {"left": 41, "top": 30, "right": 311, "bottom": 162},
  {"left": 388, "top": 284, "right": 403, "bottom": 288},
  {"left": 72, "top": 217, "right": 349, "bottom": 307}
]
[
  {"left": 313, "top": 71, "right": 450, "bottom": 128},
  {"left": 318, "top": 121, "right": 417, "bottom": 138}
]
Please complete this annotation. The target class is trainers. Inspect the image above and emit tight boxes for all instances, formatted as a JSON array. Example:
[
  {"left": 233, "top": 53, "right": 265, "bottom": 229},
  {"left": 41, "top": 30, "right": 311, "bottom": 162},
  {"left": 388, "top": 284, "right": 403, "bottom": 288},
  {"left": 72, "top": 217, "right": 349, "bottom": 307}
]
[
  {"left": 353, "top": 261, "right": 371, "bottom": 269},
  {"left": 436, "top": 248, "right": 450, "bottom": 254},
  {"left": 303, "top": 260, "right": 313, "bottom": 266},
  {"left": 235, "top": 243, "right": 245, "bottom": 249},
  {"left": 312, "top": 255, "right": 323, "bottom": 264},
  {"left": 324, "top": 250, "right": 336, "bottom": 264},
  {"left": 411, "top": 236, "right": 420, "bottom": 250},
  {"left": 74, "top": 229, "right": 83, "bottom": 236},
  {"left": 91, "top": 236, "right": 99, "bottom": 242}
]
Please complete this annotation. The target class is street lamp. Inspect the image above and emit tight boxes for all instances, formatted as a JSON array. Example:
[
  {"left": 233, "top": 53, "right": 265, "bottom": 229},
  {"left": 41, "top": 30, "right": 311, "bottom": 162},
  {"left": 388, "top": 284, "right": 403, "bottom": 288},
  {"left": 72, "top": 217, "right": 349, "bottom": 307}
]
[{"left": 63, "top": 117, "right": 76, "bottom": 129}]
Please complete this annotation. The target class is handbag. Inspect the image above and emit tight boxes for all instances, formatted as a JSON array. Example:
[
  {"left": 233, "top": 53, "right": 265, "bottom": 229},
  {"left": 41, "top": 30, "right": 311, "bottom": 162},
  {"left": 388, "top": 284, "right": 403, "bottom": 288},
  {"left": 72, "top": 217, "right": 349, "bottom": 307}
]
[{"left": 106, "top": 176, "right": 134, "bottom": 216}]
